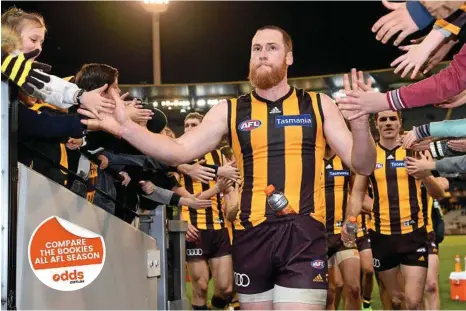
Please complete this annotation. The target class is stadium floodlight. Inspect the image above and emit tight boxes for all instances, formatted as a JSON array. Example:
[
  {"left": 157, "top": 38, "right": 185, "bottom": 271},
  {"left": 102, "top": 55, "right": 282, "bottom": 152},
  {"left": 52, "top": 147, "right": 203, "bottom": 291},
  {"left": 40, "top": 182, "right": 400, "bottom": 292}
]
[
  {"left": 142, "top": 0, "right": 169, "bottom": 12},
  {"left": 141, "top": 1, "right": 169, "bottom": 85}
]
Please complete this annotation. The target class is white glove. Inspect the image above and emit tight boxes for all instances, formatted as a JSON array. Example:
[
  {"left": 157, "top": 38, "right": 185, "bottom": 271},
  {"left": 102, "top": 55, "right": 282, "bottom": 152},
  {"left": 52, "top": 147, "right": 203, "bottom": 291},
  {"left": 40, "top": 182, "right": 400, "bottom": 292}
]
[{"left": 28, "top": 70, "right": 80, "bottom": 108}]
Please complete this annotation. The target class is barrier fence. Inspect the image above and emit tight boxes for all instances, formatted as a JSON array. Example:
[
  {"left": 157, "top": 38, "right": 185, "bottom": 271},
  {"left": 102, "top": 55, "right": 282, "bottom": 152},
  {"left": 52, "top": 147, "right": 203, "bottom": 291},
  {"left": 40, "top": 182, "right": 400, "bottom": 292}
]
[{"left": 0, "top": 81, "right": 188, "bottom": 310}]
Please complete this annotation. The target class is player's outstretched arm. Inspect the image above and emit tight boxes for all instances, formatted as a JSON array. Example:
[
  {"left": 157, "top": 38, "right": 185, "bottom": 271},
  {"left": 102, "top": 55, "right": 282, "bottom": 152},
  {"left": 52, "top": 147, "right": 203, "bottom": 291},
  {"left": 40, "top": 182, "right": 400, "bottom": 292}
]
[
  {"left": 82, "top": 90, "right": 229, "bottom": 166},
  {"left": 123, "top": 101, "right": 228, "bottom": 166}
]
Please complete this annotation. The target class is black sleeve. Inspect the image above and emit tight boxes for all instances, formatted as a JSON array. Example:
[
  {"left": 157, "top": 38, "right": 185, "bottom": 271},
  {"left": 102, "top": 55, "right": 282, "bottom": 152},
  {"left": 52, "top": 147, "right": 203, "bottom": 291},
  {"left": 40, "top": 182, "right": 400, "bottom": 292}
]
[{"left": 18, "top": 104, "right": 85, "bottom": 141}]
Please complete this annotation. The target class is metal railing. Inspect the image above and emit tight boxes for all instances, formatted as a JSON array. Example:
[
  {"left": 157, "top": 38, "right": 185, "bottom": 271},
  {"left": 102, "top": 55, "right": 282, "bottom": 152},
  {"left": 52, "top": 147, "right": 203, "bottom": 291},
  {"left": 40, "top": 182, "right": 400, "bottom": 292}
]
[{"left": 1, "top": 80, "right": 19, "bottom": 310}]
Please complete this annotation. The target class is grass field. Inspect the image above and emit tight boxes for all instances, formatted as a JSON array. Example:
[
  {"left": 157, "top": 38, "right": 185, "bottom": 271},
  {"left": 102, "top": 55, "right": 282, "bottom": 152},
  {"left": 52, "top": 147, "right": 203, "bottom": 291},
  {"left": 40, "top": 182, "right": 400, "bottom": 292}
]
[{"left": 186, "top": 235, "right": 466, "bottom": 310}]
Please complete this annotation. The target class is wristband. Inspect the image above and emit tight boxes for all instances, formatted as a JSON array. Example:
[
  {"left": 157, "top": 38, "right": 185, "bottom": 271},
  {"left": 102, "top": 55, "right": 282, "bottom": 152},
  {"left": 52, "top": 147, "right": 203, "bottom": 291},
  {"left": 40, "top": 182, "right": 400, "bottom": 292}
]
[
  {"left": 414, "top": 124, "right": 431, "bottom": 140},
  {"left": 430, "top": 140, "right": 464, "bottom": 159},
  {"left": 170, "top": 193, "right": 181, "bottom": 206},
  {"left": 76, "top": 89, "right": 85, "bottom": 105}
]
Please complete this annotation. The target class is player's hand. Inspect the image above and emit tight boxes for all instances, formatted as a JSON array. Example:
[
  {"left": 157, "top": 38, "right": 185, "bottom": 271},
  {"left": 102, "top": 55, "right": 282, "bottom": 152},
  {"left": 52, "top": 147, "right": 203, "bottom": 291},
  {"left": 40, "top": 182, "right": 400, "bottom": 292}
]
[
  {"left": 140, "top": 180, "right": 155, "bottom": 195},
  {"left": 435, "top": 89, "right": 466, "bottom": 109},
  {"left": 119, "top": 171, "right": 131, "bottom": 186},
  {"left": 448, "top": 139, "right": 466, "bottom": 153},
  {"left": 340, "top": 220, "right": 353, "bottom": 244},
  {"left": 66, "top": 138, "right": 83, "bottom": 150},
  {"left": 180, "top": 193, "right": 212, "bottom": 210},
  {"left": 217, "top": 161, "right": 241, "bottom": 184},
  {"left": 186, "top": 224, "right": 200, "bottom": 242},
  {"left": 336, "top": 69, "right": 386, "bottom": 120},
  {"left": 182, "top": 160, "right": 217, "bottom": 184},
  {"left": 392, "top": 44, "right": 430, "bottom": 79},
  {"left": 336, "top": 69, "right": 372, "bottom": 121},
  {"left": 372, "top": 0, "right": 419, "bottom": 46},
  {"left": 97, "top": 154, "right": 109, "bottom": 170},
  {"left": 79, "top": 88, "right": 131, "bottom": 137}
]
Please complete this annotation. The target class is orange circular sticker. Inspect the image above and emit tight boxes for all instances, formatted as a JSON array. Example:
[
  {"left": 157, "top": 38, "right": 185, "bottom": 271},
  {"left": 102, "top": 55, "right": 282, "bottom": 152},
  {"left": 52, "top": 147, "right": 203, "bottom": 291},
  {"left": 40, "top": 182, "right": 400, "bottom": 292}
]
[{"left": 28, "top": 216, "right": 106, "bottom": 291}]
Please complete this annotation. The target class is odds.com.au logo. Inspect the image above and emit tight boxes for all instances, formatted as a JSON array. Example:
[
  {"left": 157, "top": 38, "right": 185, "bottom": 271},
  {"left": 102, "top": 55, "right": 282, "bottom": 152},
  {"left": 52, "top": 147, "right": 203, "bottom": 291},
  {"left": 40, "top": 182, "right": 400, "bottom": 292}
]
[{"left": 52, "top": 269, "right": 85, "bottom": 285}]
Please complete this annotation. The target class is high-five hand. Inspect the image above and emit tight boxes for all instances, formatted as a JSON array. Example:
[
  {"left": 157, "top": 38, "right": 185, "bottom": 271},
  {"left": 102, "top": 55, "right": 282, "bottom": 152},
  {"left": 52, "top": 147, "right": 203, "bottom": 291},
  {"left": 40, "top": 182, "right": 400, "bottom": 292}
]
[
  {"left": 336, "top": 68, "right": 376, "bottom": 121},
  {"left": 79, "top": 88, "right": 132, "bottom": 137}
]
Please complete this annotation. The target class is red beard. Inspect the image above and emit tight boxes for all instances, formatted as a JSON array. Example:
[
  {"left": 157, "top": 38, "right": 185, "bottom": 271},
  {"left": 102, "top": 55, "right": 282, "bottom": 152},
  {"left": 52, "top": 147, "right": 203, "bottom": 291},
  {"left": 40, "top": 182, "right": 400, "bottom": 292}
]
[{"left": 248, "top": 60, "right": 287, "bottom": 90}]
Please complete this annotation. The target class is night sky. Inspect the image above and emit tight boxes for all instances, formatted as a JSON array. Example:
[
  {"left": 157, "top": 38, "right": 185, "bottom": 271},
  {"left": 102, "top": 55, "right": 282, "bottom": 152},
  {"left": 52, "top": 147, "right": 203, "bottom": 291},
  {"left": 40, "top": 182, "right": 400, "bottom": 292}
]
[{"left": 3, "top": 1, "right": 458, "bottom": 85}]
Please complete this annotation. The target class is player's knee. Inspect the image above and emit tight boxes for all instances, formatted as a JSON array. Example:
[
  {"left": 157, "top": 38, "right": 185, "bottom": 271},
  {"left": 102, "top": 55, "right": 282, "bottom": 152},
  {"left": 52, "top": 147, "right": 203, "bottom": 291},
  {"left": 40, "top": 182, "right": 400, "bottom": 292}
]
[
  {"left": 193, "top": 278, "right": 209, "bottom": 295},
  {"left": 334, "top": 278, "right": 344, "bottom": 289},
  {"left": 425, "top": 279, "right": 439, "bottom": 295},
  {"left": 346, "top": 283, "right": 361, "bottom": 300},
  {"left": 405, "top": 295, "right": 423, "bottom": 310},
  {"left": 362, "top": 262, "right": 374, "bottom": 275},
  {"left": 390, "top": 291, "right": 404, "bottom": 310},
  {"left": 363, "top": 269, "right": 374, "bottom": 282},
  {"left": 218, "top": 282, "right": 233, "bottom": 298}
]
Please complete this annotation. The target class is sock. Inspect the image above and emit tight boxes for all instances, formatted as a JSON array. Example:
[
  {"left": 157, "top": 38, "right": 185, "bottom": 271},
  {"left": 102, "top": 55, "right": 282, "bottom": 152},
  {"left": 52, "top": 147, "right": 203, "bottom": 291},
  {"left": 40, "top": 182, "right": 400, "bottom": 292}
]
[
  {"left": 231, "top": 295, "right": 241, "bottom": 310},
  {"left": 363, "top": 296, "right": 372, "bottom": 308},
  {"left": 192, "top": 304, "right": 208, "bottom": 310},
  {"left": 211, "top": 295, "right": 229, "bottom": 309}
]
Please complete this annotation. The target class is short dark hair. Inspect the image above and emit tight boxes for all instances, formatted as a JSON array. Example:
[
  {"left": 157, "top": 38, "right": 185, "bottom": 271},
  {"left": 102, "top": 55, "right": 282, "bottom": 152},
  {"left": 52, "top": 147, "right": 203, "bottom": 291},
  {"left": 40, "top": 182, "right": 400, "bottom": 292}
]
[
  {"left": 74, "top": 63, "right": 118, "bottom": 92},
  {"left": 184, "top": 112, "right": 204, "bottom": 123},
  {"left": 256, "top": 25, "right": 293, "bottom": 52}
]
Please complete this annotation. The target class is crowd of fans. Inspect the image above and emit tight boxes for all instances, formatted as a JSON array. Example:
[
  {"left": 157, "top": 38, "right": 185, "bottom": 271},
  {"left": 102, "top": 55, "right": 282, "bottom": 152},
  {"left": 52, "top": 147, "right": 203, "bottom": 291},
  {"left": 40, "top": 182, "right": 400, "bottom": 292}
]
[
  {"left": 0, "top": 7, "right": 240, "bottom": 225},
  {"left": 2, "top": 2, "right": 466, "bottom": 221},
  {"left": 1, "top": 1, "right": 466, "bottom": 310}
]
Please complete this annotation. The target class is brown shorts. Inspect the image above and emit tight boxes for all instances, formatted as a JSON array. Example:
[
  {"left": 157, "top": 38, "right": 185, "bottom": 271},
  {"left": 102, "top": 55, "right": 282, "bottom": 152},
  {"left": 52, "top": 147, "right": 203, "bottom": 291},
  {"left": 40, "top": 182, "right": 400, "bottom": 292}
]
[
  {"left": 369, "top": 227, "right": 428, "bottom": 272},
  {"left": 232, "top": 215, "right": 328, "bottom": 295},
  {"left": 186, "top": 228, "right": 232, "bottom": 261},
  {"left": 357, "top": 235, "right": 371, "bottom": 252},
  {"left": 426, "top": 231, "right": 439, "bottom": 255},
  {"left": 327, "top": 233, "right": 357, "bottom": 259}
]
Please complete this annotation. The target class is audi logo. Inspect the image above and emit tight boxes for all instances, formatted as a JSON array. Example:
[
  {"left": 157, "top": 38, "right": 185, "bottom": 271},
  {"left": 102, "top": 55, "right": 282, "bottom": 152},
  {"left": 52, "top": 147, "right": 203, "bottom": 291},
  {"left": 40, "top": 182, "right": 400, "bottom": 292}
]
[
  {"left": 373, "top": 258, "right": 381, "bottom": 268},
  {"left": 186, "top": 248, "right": 203, "bottom": 256},
  {"left": 234, "top": 272, "right": 250, "bottom": 287}
]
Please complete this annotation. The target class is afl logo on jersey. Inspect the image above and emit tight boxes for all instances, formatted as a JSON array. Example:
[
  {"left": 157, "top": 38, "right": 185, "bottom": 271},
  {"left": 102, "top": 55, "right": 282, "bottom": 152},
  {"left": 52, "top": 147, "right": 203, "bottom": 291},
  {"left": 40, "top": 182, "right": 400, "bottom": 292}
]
[
  {"left": 375, "top": 163, "right": 384, "bottom": 169},
  {"left": 238, "top": 119, "right": 262, "bottom": 131}
]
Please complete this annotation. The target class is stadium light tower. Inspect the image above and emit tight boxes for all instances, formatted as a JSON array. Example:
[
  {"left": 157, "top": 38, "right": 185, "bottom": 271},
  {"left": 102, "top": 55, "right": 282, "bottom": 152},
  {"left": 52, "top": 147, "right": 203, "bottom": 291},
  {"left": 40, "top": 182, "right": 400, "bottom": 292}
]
[{"left": 141, "top": 0, "right": 169, "bottom": 85}]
